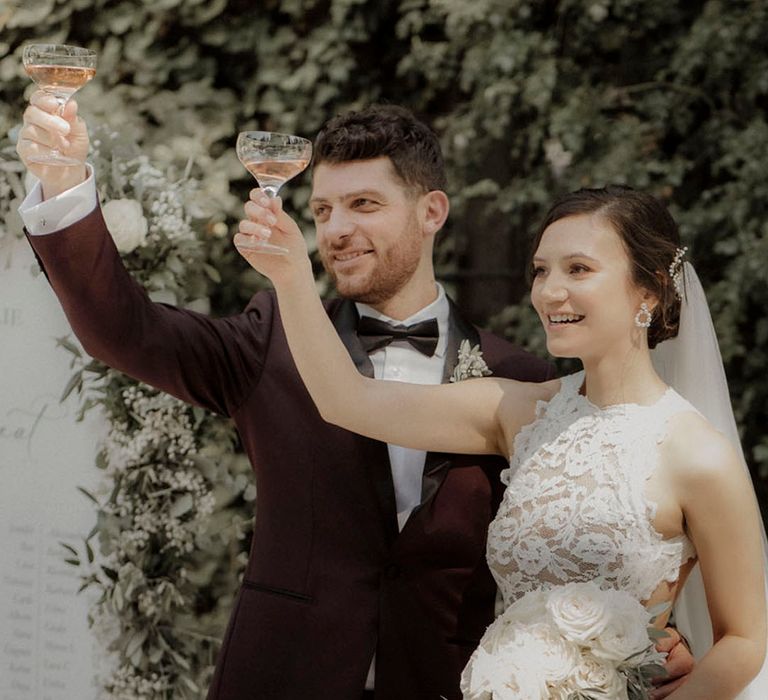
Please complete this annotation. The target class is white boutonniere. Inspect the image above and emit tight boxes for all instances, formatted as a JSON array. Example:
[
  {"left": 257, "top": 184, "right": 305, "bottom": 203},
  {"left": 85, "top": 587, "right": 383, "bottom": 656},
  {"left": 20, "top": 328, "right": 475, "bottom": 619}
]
[{"left": 450, "top": 339, "right": 492, "bottom": 382}]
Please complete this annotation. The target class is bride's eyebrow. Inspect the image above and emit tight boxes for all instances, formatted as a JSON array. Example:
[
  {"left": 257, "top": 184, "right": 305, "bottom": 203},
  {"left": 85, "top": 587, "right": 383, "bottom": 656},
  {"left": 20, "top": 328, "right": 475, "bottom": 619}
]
[
  {"left": 565, "top": 252, "right": 600, "bottom": 263},
  {"left": 532, "top": 252, "right": 600, "bottom": 263}
]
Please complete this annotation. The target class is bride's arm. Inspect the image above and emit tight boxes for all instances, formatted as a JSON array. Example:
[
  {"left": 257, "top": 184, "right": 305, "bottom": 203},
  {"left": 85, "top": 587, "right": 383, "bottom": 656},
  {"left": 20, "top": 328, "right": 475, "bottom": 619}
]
[
  {"left": 235, "top": 190, "right": 541, "bottom": 457},
  {"left": 666, "top": 413, "right": 767, "bottom": 699}
]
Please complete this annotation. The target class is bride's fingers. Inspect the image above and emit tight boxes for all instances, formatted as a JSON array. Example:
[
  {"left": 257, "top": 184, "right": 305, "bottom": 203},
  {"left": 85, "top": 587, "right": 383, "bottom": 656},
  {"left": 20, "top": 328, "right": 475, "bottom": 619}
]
[
  {"left": 249, "top": 189, "right": 287, "bottom": 220},
  {"left": 649, "top": 676, "right": 686, "bottom": 699},
  {"left": 234, "top": 234, "right": 258, "bottom": 251},
  {"left": 237, "top": 219, "right": 272, "bottom": 239},
  {"left": 654, "top": 626, "right": 680, "bottom": 653},
  {"left": 244, "top": 200, "right": 277, "bottom": 227}
]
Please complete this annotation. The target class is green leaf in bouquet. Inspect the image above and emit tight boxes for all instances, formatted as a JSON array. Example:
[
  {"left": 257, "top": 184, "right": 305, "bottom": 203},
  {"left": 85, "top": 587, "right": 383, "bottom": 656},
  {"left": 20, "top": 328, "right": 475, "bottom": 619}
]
[
  {"left": 647, "top": 626, "right": 671, "bottom": 639},
  {"left": 647, "top": 601, "right": 672, "bottom": 620}
]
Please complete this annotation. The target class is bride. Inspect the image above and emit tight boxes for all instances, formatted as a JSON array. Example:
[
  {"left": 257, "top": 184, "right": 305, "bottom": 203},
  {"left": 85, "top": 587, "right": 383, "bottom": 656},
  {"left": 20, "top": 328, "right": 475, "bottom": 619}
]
[{"left": 237, "top": 184, "right": 767, "bottom": 699}]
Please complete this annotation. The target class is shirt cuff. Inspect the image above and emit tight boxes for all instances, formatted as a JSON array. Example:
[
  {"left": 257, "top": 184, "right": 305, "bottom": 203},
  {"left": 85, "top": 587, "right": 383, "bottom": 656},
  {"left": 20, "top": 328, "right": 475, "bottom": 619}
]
[{"left": 19, "top": 164, "right": 98, "bottom": 235}]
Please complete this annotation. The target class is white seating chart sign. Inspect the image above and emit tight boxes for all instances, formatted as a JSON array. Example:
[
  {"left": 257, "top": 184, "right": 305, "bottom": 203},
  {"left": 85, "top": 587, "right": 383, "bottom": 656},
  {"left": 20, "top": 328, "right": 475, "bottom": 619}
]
[{"left": 0, "top": 235, "right": 102, "bottom": 700}]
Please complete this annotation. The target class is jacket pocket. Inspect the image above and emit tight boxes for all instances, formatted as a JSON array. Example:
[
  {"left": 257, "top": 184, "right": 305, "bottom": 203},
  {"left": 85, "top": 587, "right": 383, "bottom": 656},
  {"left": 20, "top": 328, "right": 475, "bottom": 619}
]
[{"left": 242, "top": 580, "right": 314, "bottom": 603}]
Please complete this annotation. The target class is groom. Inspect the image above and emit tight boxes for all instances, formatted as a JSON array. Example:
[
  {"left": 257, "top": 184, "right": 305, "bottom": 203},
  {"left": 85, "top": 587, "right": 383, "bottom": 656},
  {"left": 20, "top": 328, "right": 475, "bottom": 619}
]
[{"left": 17, "top": 99, "right": 691, "bottom": 699}]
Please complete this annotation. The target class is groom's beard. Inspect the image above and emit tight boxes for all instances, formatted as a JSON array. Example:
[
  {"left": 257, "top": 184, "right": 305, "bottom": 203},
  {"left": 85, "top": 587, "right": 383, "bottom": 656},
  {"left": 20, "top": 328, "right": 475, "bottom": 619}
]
[{"left": 320, "top": 222, "right": 423, "bottom": 306}]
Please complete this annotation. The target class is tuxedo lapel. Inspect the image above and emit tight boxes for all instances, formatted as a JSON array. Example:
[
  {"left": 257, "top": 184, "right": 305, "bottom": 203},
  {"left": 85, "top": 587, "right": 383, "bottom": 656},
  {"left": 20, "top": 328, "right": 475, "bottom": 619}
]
[
  {"left": 330, "top": 299, "right": 398, "bottom": 541},
  {"left": 420, "top": 300, "right": 481, "bottom": 505}
]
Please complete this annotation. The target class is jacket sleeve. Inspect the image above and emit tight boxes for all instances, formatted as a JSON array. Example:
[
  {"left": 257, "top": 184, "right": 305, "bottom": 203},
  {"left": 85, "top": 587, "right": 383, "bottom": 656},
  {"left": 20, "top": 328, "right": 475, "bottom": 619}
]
[{"left": 25, "top": 205, "right": 273, "bottom": 417}]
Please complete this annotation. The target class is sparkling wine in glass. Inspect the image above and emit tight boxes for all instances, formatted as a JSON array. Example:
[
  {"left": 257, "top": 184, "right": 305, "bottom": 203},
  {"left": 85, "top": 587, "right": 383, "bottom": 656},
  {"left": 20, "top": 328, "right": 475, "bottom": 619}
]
[
  {"left": 22, "top": 43, "right": 97, "bottom": 166},
  {"left": 236, "top": 131, "right": 312, "bottom": 255}
]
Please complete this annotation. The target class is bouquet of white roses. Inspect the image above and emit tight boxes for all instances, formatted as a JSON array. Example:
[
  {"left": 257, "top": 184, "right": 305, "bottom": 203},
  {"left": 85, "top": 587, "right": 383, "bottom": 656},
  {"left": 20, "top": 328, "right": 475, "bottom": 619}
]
[{"left": 461, "top": 581, "right": 668, "bottom": 700}]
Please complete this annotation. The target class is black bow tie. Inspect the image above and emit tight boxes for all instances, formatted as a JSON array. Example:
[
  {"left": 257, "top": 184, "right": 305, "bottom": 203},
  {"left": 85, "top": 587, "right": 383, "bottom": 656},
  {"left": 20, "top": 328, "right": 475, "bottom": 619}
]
[{"left": 357, "top": 316, "right": 439, "bottom": 357}]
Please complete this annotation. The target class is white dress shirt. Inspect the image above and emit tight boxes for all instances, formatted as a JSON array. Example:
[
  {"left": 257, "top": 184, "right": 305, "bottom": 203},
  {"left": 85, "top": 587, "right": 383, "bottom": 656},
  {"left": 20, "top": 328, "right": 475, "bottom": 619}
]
[{"left": 19, "top": 166, "right": 98, "bottom": 235}]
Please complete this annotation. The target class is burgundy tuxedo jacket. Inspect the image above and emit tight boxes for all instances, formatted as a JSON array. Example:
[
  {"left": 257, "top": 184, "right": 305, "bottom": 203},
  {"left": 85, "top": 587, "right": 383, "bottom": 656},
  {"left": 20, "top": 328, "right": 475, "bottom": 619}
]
[{"left": 27, "top": 206, "right": 553, "bottom": 700}]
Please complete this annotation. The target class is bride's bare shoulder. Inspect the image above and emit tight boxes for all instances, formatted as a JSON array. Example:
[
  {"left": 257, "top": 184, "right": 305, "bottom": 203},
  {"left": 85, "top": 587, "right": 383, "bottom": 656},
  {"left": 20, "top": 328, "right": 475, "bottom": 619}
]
[
  {"left": 495, "top": 377, "right": 561, "bottom": 441},
  {"left": 662, "top": 411, "right": 744, "bottom": 490}
]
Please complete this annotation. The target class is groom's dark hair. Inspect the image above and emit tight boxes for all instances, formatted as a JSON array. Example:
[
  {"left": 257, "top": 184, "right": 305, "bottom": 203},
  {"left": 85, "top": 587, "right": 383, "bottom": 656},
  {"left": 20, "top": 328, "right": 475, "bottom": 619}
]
[{"left": 313, "top": 104, "right": 447, "bottom": 194}]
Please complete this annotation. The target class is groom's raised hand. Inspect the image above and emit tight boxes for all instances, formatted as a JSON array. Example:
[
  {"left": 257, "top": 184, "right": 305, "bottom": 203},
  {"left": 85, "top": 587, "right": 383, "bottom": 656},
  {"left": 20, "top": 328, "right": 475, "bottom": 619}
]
[
  {"left": 17, "top": 90, "right": 89, "bottom": 199},
  {"left": 650, "top": 626, "right": 694, "bottom": 699}
]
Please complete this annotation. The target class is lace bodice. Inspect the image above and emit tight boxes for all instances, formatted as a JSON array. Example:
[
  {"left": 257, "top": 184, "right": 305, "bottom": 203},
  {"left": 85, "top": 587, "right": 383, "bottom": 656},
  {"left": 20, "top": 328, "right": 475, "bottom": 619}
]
[{"left": 487, "top": 371, "right": 697, "bottom": 608}]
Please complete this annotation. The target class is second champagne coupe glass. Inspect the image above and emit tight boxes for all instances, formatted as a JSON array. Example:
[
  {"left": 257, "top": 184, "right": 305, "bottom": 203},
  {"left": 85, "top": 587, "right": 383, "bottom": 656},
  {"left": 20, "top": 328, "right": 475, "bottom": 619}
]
[
  {"left": 22, "top": 43, "right": 97, "bottom": 166},
  {"left": 237, "top": 131, "right": 312, "bottom": 255}
]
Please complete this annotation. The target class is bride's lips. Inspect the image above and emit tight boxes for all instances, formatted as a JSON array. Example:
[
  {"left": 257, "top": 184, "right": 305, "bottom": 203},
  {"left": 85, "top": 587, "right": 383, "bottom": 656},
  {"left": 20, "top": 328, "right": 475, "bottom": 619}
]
[{"left": 545, "top": 313, "right": 586, "bottom": 329}]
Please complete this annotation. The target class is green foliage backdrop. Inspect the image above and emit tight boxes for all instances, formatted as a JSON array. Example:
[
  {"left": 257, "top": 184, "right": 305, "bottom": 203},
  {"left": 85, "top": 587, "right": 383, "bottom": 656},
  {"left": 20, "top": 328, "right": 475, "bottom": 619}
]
[{"left": 1, "top": 0, "right": 767, "bottom": 695}]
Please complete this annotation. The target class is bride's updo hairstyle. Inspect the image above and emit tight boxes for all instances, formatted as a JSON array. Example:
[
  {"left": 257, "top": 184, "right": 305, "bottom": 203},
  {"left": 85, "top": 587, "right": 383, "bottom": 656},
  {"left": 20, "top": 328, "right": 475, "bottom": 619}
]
[{"left": 531, "top": 185, "right": 683, "bottom": 349}]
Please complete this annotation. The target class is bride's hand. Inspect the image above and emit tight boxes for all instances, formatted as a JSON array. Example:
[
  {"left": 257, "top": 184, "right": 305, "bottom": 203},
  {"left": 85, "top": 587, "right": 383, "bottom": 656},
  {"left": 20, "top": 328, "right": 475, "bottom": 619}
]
[
  {"left": 234, "top": 188, "right": 311, "bottom": 282},
  {"left": 650, "top": 627, "right": 695, "bottom": 698}
]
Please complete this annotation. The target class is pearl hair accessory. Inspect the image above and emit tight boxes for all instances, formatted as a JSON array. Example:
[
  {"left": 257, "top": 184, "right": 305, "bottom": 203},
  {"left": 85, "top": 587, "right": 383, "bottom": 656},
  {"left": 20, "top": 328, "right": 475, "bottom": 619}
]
[
  {"left": 635, "top": 302, "right": 653, "bottom": 328},
  {"left": 669, "top": 246, "right": 688, "bottom": 300}
]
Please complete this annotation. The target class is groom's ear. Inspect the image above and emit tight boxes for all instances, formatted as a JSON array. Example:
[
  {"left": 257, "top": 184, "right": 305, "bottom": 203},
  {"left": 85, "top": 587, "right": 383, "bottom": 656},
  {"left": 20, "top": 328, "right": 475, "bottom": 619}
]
[{"left": 419, "top": 190, "right": 450, "bottom": 238}]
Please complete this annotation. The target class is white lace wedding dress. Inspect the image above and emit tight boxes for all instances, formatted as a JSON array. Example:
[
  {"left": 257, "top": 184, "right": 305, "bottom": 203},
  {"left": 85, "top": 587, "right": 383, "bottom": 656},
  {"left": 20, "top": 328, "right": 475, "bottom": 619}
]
[
  {"left": 462, "top": 370, "right": 698, "bottom": 696},
  {"left": 487, "top": 370, "right": 696, "bottom": 607}
]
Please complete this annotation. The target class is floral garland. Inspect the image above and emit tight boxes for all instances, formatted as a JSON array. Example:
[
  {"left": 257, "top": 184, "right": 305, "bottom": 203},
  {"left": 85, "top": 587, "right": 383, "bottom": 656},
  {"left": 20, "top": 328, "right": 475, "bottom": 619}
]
[{"left": 1, "top": 124, "right": 254, "bottom": 699}]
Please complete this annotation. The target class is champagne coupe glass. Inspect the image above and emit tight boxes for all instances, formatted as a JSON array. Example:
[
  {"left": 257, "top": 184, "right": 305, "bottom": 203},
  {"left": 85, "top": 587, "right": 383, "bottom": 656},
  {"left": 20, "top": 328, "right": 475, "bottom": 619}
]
[
  {"left": 22, "top": 43, "right": 97, "bottom": 166},
  {"left": 236, "top": 131, "right": 313, "bottom": 255}
]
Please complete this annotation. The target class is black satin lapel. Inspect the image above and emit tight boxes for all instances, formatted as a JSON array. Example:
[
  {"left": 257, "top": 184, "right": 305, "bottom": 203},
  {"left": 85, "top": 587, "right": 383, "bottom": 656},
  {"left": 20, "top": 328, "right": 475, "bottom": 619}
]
[
  {"left": 418, "top": 451, "right": 451, "bottom": 507},
  {"left": 330, "top": 298, "right": 375, "bottom": 379},
  {"left": 367, "top": 441, "right": 400, "bottom": 541},
  {"left": 419, "top": 301, "right": 482, "bottom": 508},
  {"left": 441, "top": 298, "right": 482, "bottom": 383},
  {"left": 329, "top": 299, "right": 398, "bottom": 539}
]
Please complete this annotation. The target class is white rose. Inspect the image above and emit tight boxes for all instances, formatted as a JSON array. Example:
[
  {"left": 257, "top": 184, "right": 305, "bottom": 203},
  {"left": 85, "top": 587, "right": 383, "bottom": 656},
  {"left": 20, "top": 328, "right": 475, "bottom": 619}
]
[
  {"left": 103, "top": 198, "right": 148, "bottom": 253},
  {"left": 461, "top": 646, "right": 508, "bottom": 700},
  {"left": 477, "top": 589, "right": 547, "bottom": 653},
  {"left": 564, "top": 652, "right": 629, "bottom": 699},
  {"left": 483, "top": 645, "right": 547, "bottom": 700},
  {"left": 465, "top": 624, "right": 555, "bottom": 700},
  {"left": 591, "top": 590, "right": 652, "bottom": 662},
  {"left": 511, "top": 623, "right": 580, "bottom": 684},
  {"left": 546, "top": 581, "right": 612, "bottom": 645}
]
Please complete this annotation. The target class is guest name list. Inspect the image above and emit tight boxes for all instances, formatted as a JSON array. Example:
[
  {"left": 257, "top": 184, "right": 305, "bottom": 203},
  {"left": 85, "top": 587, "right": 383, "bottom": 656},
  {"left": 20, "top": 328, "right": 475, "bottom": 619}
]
[{"left": 1, "top": 238, "right": 102, "bottom": 699}]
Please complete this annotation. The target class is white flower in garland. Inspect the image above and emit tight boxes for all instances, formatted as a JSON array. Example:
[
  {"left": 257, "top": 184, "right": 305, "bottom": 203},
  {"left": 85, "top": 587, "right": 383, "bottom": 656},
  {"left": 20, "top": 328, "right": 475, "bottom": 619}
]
[{"left": 102, "top": 198, "right": 148, "bottom": 253}]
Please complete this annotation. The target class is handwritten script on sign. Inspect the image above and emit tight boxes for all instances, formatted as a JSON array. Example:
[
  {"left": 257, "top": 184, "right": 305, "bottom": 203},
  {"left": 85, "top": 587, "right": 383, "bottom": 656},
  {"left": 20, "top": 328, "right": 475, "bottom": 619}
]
[{"left": 0, "top": 236, "right": 103, "bottom": 700}]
